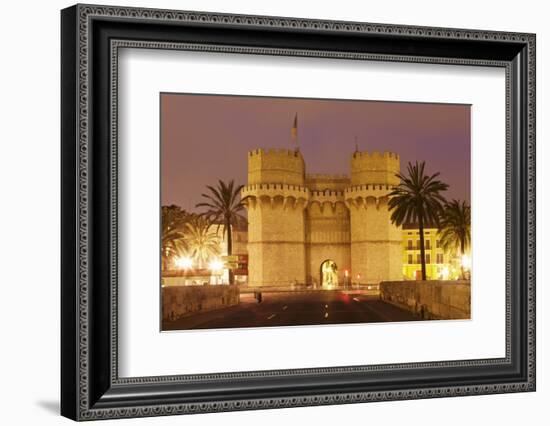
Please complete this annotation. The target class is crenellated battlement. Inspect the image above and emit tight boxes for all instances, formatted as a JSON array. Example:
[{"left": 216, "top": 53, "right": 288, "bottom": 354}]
[
  {"left": 310, "top": 189, "right": 345, "bottom": 197},
  {"left": 308, "top": 190, "right": 347, "bottom": 213},
  {"left": 344, "top": 184, "right": 396, "bottom": 193},
  {"left": 248, "top": 148, "right": 303, "bottom": 157},
  {"left": 242, "top": 183, "right": 308, "bottom": 193},
  {"left": 241, "top": 183, "right": 309, "bottom": 212},
  {"left": 351, "top": 151, "right": 399, "bottom": 160},
  {"left": 344, "top": 185, "right": 394, "bottom": 206}
]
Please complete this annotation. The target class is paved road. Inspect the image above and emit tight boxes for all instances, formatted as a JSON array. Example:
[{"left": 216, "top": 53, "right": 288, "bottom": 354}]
[{"left": 163, "top": 291, "right": 420, "bottom": 331}]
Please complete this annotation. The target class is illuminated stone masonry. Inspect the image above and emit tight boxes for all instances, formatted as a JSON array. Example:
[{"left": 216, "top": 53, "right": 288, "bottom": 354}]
[{"left": 241, "top": 148, "right": 402, "bottom": 287}]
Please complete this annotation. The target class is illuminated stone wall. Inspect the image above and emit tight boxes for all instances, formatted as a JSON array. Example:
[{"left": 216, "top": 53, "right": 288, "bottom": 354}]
[
  {"left": 305, "top": 196, "right": 351, "bottom": 286},
  {"left": 247, "top": 148, "right": 305, "bottom": 185},
  {"left": 242, "top": 149, "right": 402, "bottom": 287},
  {"left": 350, "top": 151, "right": 400, "bottom": 186},
  {"left": 380, "top": 280, "right": 471, "bottom": 319},
  {"left": 244, "top": 194, "right": 308, "bottom": 286},
  {"left": 162, "top": 285, "right": 240, "bottom": 322}
]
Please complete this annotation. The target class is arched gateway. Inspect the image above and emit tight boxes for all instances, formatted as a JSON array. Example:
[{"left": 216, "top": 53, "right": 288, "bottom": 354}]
[{"left": 320, "top": 260, "right": 338, "bottom": 287}]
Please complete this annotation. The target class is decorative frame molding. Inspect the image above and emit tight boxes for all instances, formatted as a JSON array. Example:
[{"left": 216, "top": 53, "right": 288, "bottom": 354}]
[{"left": 61, "top": 4, "right": 535, "bottom": 421}]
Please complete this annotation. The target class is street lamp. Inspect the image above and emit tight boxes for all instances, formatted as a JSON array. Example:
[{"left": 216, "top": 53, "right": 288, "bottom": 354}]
[
  {"left": 460, "top": 254, "right": 472, "bottom": 280},
  {"left": 209, "top": 259, "right": 224, "bottom": 272},
  {"left": 461, "top": 254, "right": 471, "bottom": 270},
  {"left": 344, "top": 269, "right": 349, "bottom": 288},
  {"left": 175, "top": 256, "right": 193, "bottom": 270},
  {"left": 209, "top": 259, "right": 224, "bottom": 284}
]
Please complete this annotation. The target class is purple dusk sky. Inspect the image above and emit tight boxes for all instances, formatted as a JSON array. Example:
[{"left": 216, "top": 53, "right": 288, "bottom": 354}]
[{"left": 161, "top": 94, "right": 470, "bottom": 212}]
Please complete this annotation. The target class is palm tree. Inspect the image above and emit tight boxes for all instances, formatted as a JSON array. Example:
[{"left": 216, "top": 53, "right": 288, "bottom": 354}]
[
  {"left": 439, "top": 199, "right": 471, "bottom": 279},
  {"left": 161, "top": 205, "right": 188, "bottom": 271},
  {"left": 185, "top": 216, "right": 221, "bottom": 269},
  {"left": 388, "top": 161, "right": 449, "bottom": 280},
  {"left": 196, "top": 180, "right": 246, "bottom": 284}
]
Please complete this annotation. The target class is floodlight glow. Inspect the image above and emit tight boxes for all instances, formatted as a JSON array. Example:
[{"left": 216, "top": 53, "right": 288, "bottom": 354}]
[
  {"left": 461, "top": 254, "right": 471, "bottom": 269},
  {"left": 209, "top": 259, "right": 224, "bottom": 272},
  {"left": 175, "top": 256, "right": 193, "bottom": 270}
]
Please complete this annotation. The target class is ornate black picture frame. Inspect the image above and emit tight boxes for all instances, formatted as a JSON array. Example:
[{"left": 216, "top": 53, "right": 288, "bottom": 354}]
[{"left": 61, "top": 4, "right": 536, "bottom": 421}]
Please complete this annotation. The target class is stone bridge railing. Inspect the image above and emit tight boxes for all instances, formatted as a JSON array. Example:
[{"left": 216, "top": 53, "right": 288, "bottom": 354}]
[
  {"left": 380, "top": 280, "right": 471, "bottom": 320},
  {"left": 162, "top": 285, "right": 240, "bottom": 322}
]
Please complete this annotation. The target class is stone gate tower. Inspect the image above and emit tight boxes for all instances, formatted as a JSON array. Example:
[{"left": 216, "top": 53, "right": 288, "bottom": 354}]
[
  {"left": 242, "top": 148, "right": 402, "bottom": 287},
  {"left": 241, "top": 149, "right": 309, "bottom": 286},
  {"left": 345, "top": 152, "right": 402, "bottom": 284}
]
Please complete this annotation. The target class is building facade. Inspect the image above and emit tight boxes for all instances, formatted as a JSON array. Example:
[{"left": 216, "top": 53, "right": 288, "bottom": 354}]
[
  {"left": 241, "top": 148, "right": 402, "bottom": 287},
  {"left": 401, "top": 226, "right": 460, "bottom": 280}
]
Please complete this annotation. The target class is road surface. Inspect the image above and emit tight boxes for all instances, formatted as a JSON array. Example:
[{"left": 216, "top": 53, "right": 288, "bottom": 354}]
[{"left": 163, "top": 291, "right": 420, "bottom": 331}]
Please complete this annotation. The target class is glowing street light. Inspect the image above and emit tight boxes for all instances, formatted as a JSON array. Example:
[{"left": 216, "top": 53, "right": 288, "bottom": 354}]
[
  {"left": 175, "top": 256, "right": 193, "bottom": 270},
  {"left": 209, "top": 259, "right": 224, "bottom": 273},
  {"left": 208, "top": 259, "right": 225, "bottom": 285},
  {"left": 343, "top": 269, "right": 350, "bottom": 287},
  {"left": 461, "top": 254, "right": 471, "bottom": 270},
  {"left": 441, "top": 266, "right": 450, "bottom": 280}
]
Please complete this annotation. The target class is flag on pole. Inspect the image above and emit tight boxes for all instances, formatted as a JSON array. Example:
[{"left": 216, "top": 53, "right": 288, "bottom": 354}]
[{"left": 291, "top": 113, "right": 298, "bottom": 145}]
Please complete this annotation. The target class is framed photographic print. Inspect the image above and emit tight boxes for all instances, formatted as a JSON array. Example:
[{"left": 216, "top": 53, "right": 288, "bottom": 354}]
[
  {"left": 159, "top": 93, "right": 472, "bottom": 331},
  {"left": 61, "top": 4, "right": 536, "bottom": 421}
]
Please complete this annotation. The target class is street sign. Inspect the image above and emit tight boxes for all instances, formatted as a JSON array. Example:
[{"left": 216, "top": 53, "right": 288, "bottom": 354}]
[{"left": 221, "top": 255, "right": 239, "bottom": 262}]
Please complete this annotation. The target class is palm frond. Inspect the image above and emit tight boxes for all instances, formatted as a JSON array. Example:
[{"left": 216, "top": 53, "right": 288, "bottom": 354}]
[
  {"left": 195, "top": 179, "right": 246, "bottom": 283},
  {"left": 388, "top": 160, "right": 449, "bottom": 228},
  {"left": 388, "top": 161, "right": 449, "bottom": 280},
  {"left": 438, "top": 199, "right": 471, "bottom": 255},
  {"left": 160, "top": 205, "right": 190, "bottom": 270}
]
